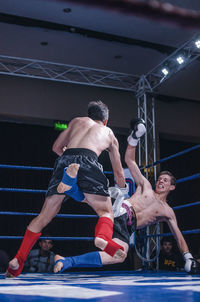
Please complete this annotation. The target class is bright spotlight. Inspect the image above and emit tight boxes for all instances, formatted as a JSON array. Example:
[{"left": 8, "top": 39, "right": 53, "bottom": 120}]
[
  {"left": 161, "top": 68, "right": 169, "bottom": 76},
  {"left": 176, "top": 56, "right": 184, "bottom": 64},
  {"left": 195, "top": 40, "right": 200, "bottom": 48}
]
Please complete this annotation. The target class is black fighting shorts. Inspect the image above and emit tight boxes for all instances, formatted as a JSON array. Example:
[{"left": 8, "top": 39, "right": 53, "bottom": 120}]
[
  {"left": 46, "top": 148, "right": 109, "bottom": 198},
  {"left": 113, "top": 209, "right": 137, "bottom": 244}
]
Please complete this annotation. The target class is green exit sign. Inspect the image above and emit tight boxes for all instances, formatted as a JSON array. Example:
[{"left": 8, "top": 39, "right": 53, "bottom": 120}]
[{"left": 54, "top": 122, "right": 68, "bottom": 131}]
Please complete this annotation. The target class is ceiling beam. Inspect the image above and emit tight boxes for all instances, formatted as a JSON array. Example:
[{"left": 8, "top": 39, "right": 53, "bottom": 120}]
[{"left": 0, "top": 12, "right": 176, "bottom": 54}]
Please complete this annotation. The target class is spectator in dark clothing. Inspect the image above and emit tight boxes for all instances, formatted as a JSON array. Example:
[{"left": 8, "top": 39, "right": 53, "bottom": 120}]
[
  {"left": 0, "top": 250, "right": 9, "bottom": 272},
  {"left": 158, "top": 237, "right": 182, "bottom": 271},
  {"left": 24, "top": 238, "right": 55, "bottom": 273}
]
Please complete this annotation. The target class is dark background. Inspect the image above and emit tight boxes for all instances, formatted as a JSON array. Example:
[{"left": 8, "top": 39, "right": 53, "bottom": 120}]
[{"left": 0, "top": 121, "right": 199, "bottom": 270}]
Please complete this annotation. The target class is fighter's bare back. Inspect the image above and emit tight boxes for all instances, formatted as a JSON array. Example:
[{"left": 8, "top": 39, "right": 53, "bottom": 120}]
[{"left": 53, "top": 117, "right": 115, "bottom": 157}]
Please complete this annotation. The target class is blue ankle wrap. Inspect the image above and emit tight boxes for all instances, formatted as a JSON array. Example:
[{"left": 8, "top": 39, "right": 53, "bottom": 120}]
[
  {"left": 71, "top": 251, "right": 102, "bottom": 268},
  {"left": 61, "top": 167, "right": 77, "bottom": 186},
  {"left": 61, "top": 167, "right": 84, "bottom": 202},
  {"left": 55, "top": 252, "right": 102, "bottom": 273},
  {"left": 65, "top": 183, "right": 85, "bottom": 202}
]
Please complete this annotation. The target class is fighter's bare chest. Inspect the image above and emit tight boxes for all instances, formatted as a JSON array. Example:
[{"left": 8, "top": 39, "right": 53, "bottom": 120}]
[{"left": 139, "top": 193, "right": 166, "bottom": 217}]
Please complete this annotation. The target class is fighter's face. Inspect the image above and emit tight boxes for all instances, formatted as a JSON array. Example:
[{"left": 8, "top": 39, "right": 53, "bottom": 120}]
[
  {"left": 39, "top": 240, "right": 53, "bottom": 252},
  {"left": 162, "top": 241, "right": 173, "bottom": 254},
  {"left": 155, "top": 174, "right": 175, "bottom": 194}
]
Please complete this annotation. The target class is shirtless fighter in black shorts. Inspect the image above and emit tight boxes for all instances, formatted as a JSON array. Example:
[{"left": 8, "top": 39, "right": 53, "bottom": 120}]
[{"left": 6, "top": 101, "right": 126, "bottom": 278}]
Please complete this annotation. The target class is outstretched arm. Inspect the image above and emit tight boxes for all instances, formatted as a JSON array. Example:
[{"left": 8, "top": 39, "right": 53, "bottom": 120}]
[
  {"left": 167, "top": 209, "right": 189, "bottom": 254},
  {"left": 125, "top": 145, "right": 150, "bottom": 188},
  {"left": 166, "top": 209, "right": 200, "bottom": 273},
  {"left": 125, "top": 118, "right": 151, "bottom": 188}
]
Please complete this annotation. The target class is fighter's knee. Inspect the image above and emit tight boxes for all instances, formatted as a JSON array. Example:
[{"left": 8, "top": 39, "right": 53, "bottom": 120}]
[{"left": 117, "top": 251, "right": 127, "bottom": 263}]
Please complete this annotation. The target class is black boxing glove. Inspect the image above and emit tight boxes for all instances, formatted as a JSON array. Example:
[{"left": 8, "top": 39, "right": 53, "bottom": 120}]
[
  {"left": 183, "top": 252, "right": 200, "bottom": 274},
  {"left": 127, "top": 118, "right": 146, "bottom": 146}
]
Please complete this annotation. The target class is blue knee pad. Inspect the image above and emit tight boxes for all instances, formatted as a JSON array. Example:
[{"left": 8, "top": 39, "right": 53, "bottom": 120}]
[{"left": 61, "top": 167, "right": 85, "bottom": 202}]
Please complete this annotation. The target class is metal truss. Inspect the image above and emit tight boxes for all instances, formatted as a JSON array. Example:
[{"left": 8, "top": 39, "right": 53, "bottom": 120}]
[
  {"left": 0, "top": 55, "right": 140, "bottom": 92},
  {"left": 144, "top": 35, "right": 200, "bottom": 90},
  {"left": 135, "top": 34, "right": 200, "bottom": 267},
  {"left": 135, "top": 76, "right": 160, "bottom": 266}
]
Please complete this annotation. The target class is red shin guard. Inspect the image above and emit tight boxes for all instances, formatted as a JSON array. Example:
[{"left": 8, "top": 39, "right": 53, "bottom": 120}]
[
  {"left": 95, "top": 217, "right": 113, "bottom": 241},
  {"left": 7, "top": 228, "right": 41, "bottom": 277},
  {"left": 94, "top": 217, "right": 124, "bottom": 257}
]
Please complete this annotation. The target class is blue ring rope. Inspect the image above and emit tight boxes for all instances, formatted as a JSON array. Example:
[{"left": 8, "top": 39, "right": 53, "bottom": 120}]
[
  {"left": 0, "top": 172, "right": 199, "bottom": 194},
  {"left": 173, "top": 201, "right": 200, "bottom": 210},
  {"left": 0, "top": 199, "right": 199, "bottom": 218},
  {"left": 0, "top": 236, "right": 94, "bottom": 241},
  {"left": 0, "top": 145, "right": 199, "bottom": 173},
  {"left": 0, "top": 188, "right": 46, "bottom": 193},
  {"left": 0, "top": 163, "right": 112, "bottom": 175},
  {"left": 0, "top": 211, "right": 97, "bottom": 218},
  {"left": 141, "top": 144, "right": 200, "bottom": 170},
  {"left": 140, "top": 228, "right": 200, "bottom": 238},
  {"left": 1, "top": 229, "right": 200, "bottom": 240},
  {"left": 0, "top": 164, "right": 53, "bottom": 171},
  {"left": 176, "top": 173, "right": 200, "bottom": 184}
]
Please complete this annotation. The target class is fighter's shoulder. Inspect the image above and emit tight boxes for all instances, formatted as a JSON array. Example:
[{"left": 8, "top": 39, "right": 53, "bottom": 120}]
[
  {"left": 70, "top": 116, "right": 88, "bottom": 123},
  {"left": 141, "top": 178, "right": 153, "bottom": 190},
  {"left": 68, "top": 117, "right": 90, "bottom": 127},
  {"left": 164, "top": 203, "right": 176, "bottom": 219}
]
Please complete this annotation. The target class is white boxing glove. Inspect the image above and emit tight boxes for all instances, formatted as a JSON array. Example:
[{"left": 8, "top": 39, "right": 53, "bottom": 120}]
[
  {"left": 115, "top": 183, "right": 129, "bottom": 196},
  {"left": 109, "top": 184, "right": 129, "bottom": 218},
  {"left": 127, "top": 118, "right": 146, "bottom": 147},
  {"left": 183, "top": 252, "right": 200, "bottom": 274}
]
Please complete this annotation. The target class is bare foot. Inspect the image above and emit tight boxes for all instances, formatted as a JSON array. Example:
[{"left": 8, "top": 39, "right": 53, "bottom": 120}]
[
  {"left": 54, "top": 254, "right": 64, "bottom": 273},
  {"left": 57, "top": 163, "right": 80, "bottom": 193},
  {"left": 5, "top": 258, "right": 19, "bottom": 278}
]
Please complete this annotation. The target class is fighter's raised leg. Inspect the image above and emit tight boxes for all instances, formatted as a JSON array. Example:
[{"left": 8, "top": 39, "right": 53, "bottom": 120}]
[
  {"left": 6, "top": 194, "right": 65, "bottom": 278},
  {"left": 84, "top": 193, "right": 126, "bottom": 259},
  {"left": 57, "top": 164, "right": 85, "bottom": 202},
  {"left": 58, "top": 165, "right": 126, "bottom": 259}
]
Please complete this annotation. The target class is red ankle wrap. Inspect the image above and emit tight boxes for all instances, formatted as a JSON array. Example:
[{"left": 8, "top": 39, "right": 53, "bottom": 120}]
[
  {"left": 6, "top": 228, "right": 41, "bottom": 277},
  {"left": 104, "top": 240, "right": 124, "bottom": 257}
]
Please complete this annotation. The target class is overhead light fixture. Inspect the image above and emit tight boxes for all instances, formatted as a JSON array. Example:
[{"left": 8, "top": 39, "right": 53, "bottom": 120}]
[
  {"left": 69, "top": 27, "right": 76, "bottom": 33},
  {"left": 114, "top": 55, "right": 122, "bottom": 59},
  {"left": 40, "top": 41, "right": 48, "bottom": 46},
  {"left": 176, "top": 56, "right": 184, "bottom": 64},
  {"left": 161, "top": 68, "right": 169, "bottom": 76},
  {"left": 63, "top": 8, "right": 72, "bottom": 13},
  {"left": 195, "top": 40, "right": 200, "bottom": 48}
]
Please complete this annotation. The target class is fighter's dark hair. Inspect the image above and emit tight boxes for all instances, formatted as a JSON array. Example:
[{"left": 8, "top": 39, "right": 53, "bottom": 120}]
[
  {"left": 88, "top": 100, "right": 109, "bottom": 122},
  {"left": 158, "top": 171, "right": 176, "bottom": 186},
  {"left": 161, "top": 237, "right": 173, "bottom": 245}
]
